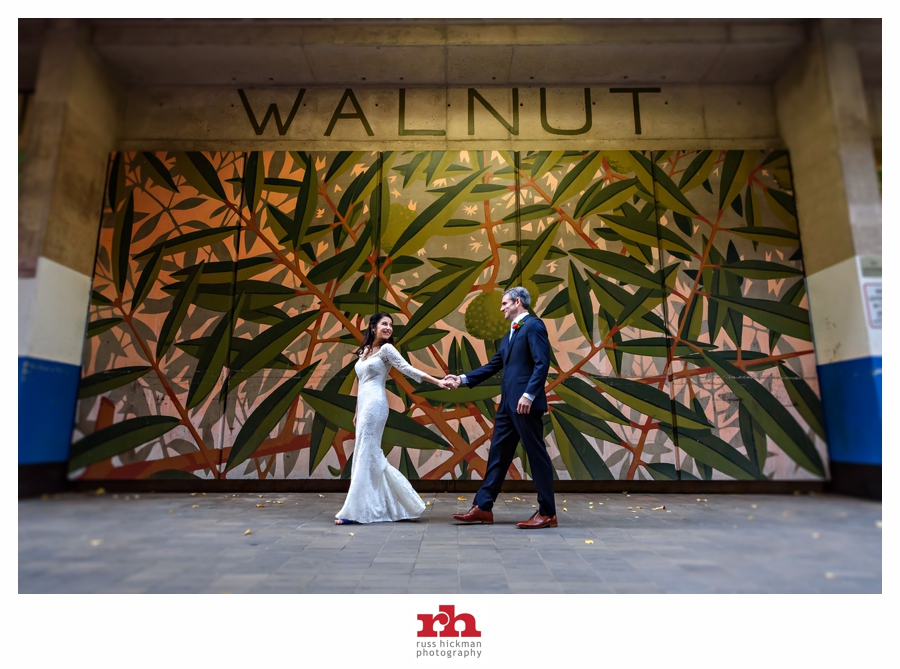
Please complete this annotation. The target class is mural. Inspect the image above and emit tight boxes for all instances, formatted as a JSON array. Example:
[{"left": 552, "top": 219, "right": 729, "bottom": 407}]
[{"left": 70, "top": 149, "right": 827, "bottom": 482}]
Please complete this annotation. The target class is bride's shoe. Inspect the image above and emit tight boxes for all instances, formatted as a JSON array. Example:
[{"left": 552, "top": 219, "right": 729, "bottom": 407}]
[{"left": 334, "top": 518, "right": 356, "bottom": 525}]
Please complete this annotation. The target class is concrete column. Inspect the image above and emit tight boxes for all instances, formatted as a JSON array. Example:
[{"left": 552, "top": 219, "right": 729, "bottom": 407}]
[
  {"left": 775, "top": 19, "right": 881, "bottom": 497},
  {"left": 18, "top": 19, "right": 122, "bottom": 495}
]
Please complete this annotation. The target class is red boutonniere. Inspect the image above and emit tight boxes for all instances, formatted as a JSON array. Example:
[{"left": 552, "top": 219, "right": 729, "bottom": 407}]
[{"left": 512, "top": 317, "right": 526, "bottom": 331}]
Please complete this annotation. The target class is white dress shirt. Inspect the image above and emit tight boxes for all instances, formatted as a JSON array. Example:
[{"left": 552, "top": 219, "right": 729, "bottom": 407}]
[{"left": 460, "top": 313, "right": 534, "bottom": 401}]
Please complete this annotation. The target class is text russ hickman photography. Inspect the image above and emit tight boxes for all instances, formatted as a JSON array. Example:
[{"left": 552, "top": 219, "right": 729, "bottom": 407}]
[{"left": 416, "top": 606, "right": 483, "bottom": 659}]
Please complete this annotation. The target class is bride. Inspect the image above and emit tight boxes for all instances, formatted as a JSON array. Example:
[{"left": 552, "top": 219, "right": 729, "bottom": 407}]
[{"left": 334, "top": 312, "right": 451, "bottom": 525}]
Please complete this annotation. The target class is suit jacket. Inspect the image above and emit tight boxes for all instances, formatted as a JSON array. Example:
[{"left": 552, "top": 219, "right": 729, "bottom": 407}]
[{"left": 464, "top": 315, "right": 550, "bottom": 412}]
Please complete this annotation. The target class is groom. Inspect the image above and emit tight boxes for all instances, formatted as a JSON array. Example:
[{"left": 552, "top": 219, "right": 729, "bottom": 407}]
[{"left": 444, "top": 286, "right": 557, "bottom": 529}]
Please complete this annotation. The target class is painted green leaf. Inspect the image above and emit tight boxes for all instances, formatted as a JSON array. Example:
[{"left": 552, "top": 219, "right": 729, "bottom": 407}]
[
  {"left": 334, "top": 160, "right": 381, "bottom": 224},
  {"left": 551, "top": 151, "right": 604, "bottom": 206},
  {"left": 300, "top": 388, "right": 450, "bottom": 450},
  {"left": 131, "top": 249, "right": 163, "bottom": 311},
  {"left": 242, "top": 151, "right": 265, "bottom": 212},
  {"left": 78, "top": 366, "right": 152, "bottom": 398},
  {"left": 556, "top": 376, "right": 629, "bottom": 425},
  {"left": 770, "top": 278, "right": 807, "bottom": 351},
  {"left": 227, "top": 310, "right": 319, "bottom": 390},
  {"left": 505, "top": 221, "right": 560, "bottom": 286},
  {"left": 306, "top": 225, "right": 373, "bottom": 286},
  {"left": 172, "top": 258, "right": 274, "bottom": 285},
  {"left": 721, "top": 259, "right": 803, "bottom": 280},
  {"left": 600, "top": 203, "right": 695, "bottom": 255},
  {"left": 765, "top": 188, "right": 798, "bottom": 231},
  {"left": 700, "top": 351, "right": 825, "bottom": 476},
  {"left": 387, "top": 325, "right": 447, "bottom": 351},
  {"left": 175, "top": 152, "right": 227, "bottom": 201},
  {"left": 551, "top": 402, "right": 622, "bottom": 444},
  {"left": 567, "top": 261, "right": 593, "bottom": 342},
  {"left": 778, "top": 364, "right": 826, "bottom": 439},
  {"left": 573, "top": 177, "right": 640, "bottom": 219},
  {"left": 593, "top": 377, "right": 711, "bottom": 430},
  {"left": 332, "top": 293, "right": 400, "bottom": 315},
  {"left": 540, "top": 289, "right": 571, "bottom": 319},
  {"left": 708, "top": 294, "right": 811, "bottom": 340},
  {"left": 569, "top": 248, "right": 660, "bottom": 289},
  {"left": 718, "top": 151, "right": 757, "bottom": 211},
  {"left": 739, "top": 403, "right": 768, "bottom": 476},
  {"left": 111, "top": 193, "right": 135, "bottom": 294},
  {"left": 265, "top": 203, "right": 300, "bottom": 248},
  {"left": 324, "top": 151, "right": 366, "bottom": 183},
  {"left": 626, "top": 151, "right": 698, "bottom": 217},
  {"left": 530, "top": 150, "right": 566, "bottom": 179},
  {"left": 87, "top": 317, "right": 124, "bottom": 338},
  {"left": 163, "top": 279, "right": 293, "bottom": 313},
  {"left": 91, "top": 290, "right": 113, "bottom": 306},
  {"left": 226, "top": 375, "right": 307, "bottom": 472},
  {"left": 397, "top": 260, "right": 488, "bottom": 345},
  {"left": 660, "top": 424, "right": 761, "bottom": 480},
  {"left": 550, "top": 410, "right": 614, "bottom": 480},
  {"left": 156, "top": 262, "right": 204, "bottom": 359},
  {"left": 134, "top": 226, "right": 240, "bottom": 260},
  {"left": 261, "top": 177, "right": 303, "bottom": 194},
  {"left": 613, "top": 337, "right": 714, "bottom": 357},
  {"left": 178, "top": 336, "right": 292, "bottom": 369},
  {"left": 677, "top": 150, "right": 718, "bottom": 193},
  {"left": 728, "top": 226, "right": 798, "bottom": 247},
  {"left": 504, "top": 204, "right": 556, "bottom": 223},
  {"left": 140, "top": 152, "right": 179, "bottom": 192},
  {"left": 390, "top": 168, "right": 488, "bottom": 257},
  {"left": 584, "top": 273, "right": 668, "bottom": 334},
  {"left": 185, "top": 315, "right": 231, "bottom": 410},
  {"left": 69, "top": 416, "right": 181, "bottom": 470},
  {"left": 645, "top": 462, "right": 679, "bottom": 481}
]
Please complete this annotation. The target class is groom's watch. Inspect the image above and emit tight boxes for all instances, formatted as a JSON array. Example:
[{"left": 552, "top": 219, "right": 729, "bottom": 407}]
[{"left": 459, "top": 374, "right": 468, "bottom": 386}]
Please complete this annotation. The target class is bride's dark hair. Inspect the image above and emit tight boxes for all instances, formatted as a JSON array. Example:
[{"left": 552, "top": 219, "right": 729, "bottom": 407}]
[{"left": 356, "top": 312, "right": 395, "bottom": 356}]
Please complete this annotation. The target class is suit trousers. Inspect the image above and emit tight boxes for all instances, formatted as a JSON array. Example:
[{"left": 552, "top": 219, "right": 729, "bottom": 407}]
[{"left": 473, "top": 405, "right": 556, "bottom": 517}]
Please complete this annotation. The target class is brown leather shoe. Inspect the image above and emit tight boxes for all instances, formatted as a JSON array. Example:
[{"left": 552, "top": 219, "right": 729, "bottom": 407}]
[
  {"left": 516, "top": 511, "right": 558, "bottom": 529},
  {"left": 452, "top": 505, "right": 494, "bottom": 524}
]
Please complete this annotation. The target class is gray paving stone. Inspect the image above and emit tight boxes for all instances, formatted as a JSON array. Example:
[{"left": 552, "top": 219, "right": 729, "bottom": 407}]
[{"left": 18, "top": 492, "right": 881, "bottom": 594}]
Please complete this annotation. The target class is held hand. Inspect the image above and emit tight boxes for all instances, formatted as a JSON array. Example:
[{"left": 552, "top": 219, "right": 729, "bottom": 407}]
[
  {"left": 443, "top": 374, "right": 461, "bottom": 389},
  {"left": 517, "top": 395, "right": 533, "bottom": 414}
]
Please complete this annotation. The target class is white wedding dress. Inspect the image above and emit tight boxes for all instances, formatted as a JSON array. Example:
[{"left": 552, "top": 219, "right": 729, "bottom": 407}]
[{"left": 335, "top": 343, "right": 427, "bottom": 523}]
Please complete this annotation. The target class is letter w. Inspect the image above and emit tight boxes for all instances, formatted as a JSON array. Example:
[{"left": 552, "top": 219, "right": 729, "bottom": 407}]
[{"left": 238, "top": 89, "right": 306, "bottom": 136}]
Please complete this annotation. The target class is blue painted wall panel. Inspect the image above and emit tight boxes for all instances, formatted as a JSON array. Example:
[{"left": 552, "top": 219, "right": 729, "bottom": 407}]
[
  {"left": 817, "top": 355, "right": 882, "bottom": 466},
  {"left": 18, "top": 356, "right": 81, "bottom": 465}
]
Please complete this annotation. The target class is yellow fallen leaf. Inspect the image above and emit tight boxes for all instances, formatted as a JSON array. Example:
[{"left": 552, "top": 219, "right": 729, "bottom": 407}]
[
  {"left": 652, "top": 506, "right": 665, "bottom": 510},
  {"left": 257, "top": 504, "right": 266, "bottom": 508},
  {"left": 244, "top": 529, "right": 252, "bottom": 535},
  {"left": 627, "top": 507, "right": 632, "bottom": 509},
  {"left": 201, "top": 493, "right": 206, "bottom": 496},
  {"left": 191, "top": 493, "right": 198, "bottom": 497},
  {"left": 259, "top": 495, "right": 264, "bottom": 498},
  {"left": 584, "top": 539, "right": 594, "bottom": 544},
  {"left": 112, "top": 494, "right": 119, "bottom": 499},
  {"left": 426, "top": 501, "right": 431, "bottom": 506},
  {"left": 318, "top": 494, "right": 324, "bottom": 497},
  {"left": 349, "top": 532, "right": 354, "bottom": 536},
  {"left": 876, "top": 520, "right": 882, "bottom": 529},
  {"left": 697, "top": 498, "right": 707, "bottom": 502},
  {"left": 168, "top": 509, "right": 175, "bottom": 514},
  {"left": 513, "top": 496, "right": 521, "bottom": 501},
  {"left": 598, "top": 503, "right": 603, "bottom": 505},
  {"left": 563, "top": 499, "right": 567, "bottom": 503},
  {"left": 134, "top": 495, "right": 140, "bottom": 499},
  {"left": 562, "top": 507, "right": 567, "bottom": 512},
  {"left": 419, "top": 494, "right": 424, "bottom": 498},
  {"left": 89, "top": 539, "right": 103, "bottom": 546},
  {"left": 825, "top": 572, "right": 836, "bottom": 579},
  {"left": 95, "top": 488, "right": 105, "bottom": 495},
  {"left": 635, "top": 506, "right": 642, "bottom": 509},
  {"left": 457, "top": 496, "right": 467, "bottom": 501},
  {"left": 812, "top": 533, "right": 821, "bottom": 539},
  {"left": 192, "top": 504, "right": 200, "bottom": 508},
  {"left": 532, "top": 505, "right": 537, "bottom": 508},
  {"left": 748, "top": 515, "right": 754, "bottom": 520},
  {"left": 276, "top": 501, "right": 284, "bottom": 504},
  {"left": 625, "top": 494, "right": 631, "bottom": 498},
  {"left": 751, "top": 504, "right": 758, "bottom": 509}
]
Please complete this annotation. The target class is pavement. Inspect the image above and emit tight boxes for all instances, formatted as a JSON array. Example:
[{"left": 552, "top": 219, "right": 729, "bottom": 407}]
[{"left": 18, "top": 491, "right": 881, "bottom": 594}]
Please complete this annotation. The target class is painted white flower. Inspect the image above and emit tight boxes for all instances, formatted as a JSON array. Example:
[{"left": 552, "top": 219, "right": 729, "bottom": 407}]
[{"left": 463, "top": 205, "right": 478, "bottom": 217}]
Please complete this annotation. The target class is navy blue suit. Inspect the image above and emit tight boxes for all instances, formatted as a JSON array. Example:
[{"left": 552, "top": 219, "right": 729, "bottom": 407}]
[{"left": 463, "top": 315, "right": 556, "bottom": 517}]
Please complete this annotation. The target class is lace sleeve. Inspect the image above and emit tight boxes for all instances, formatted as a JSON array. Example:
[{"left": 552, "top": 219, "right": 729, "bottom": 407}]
[{"left": 381, "top": 344, "right": 425, "bottom": 383}]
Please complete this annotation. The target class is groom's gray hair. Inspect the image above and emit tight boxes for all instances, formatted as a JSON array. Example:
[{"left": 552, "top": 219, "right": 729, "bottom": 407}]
[{"left": 503, "top": 286, "right": 531, "bottom": 308}]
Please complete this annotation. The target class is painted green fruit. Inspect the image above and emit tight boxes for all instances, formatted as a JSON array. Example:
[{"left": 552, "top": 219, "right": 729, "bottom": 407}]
[
  {"left": 465, "top": 291, "right": 508, "bottom": 341},
  {"left": 602, "top": 151, "right": 632, "bottom": 175},
  {"left": 381, "top": 202, "right": 417, "bottom": 252},
  {"left": 523, "top": 279, "right": 539, "bottom": 306}
]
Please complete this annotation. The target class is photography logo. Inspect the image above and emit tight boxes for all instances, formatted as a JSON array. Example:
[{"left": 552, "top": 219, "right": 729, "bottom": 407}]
[{"left": 415, "top": 605, "right": 483, "bottom": 659}]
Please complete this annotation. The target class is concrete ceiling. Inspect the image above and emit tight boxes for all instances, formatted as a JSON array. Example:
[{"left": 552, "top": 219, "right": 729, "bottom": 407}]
[{"left": 19, "top": 18, "right": 882, "bottom": 90}]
